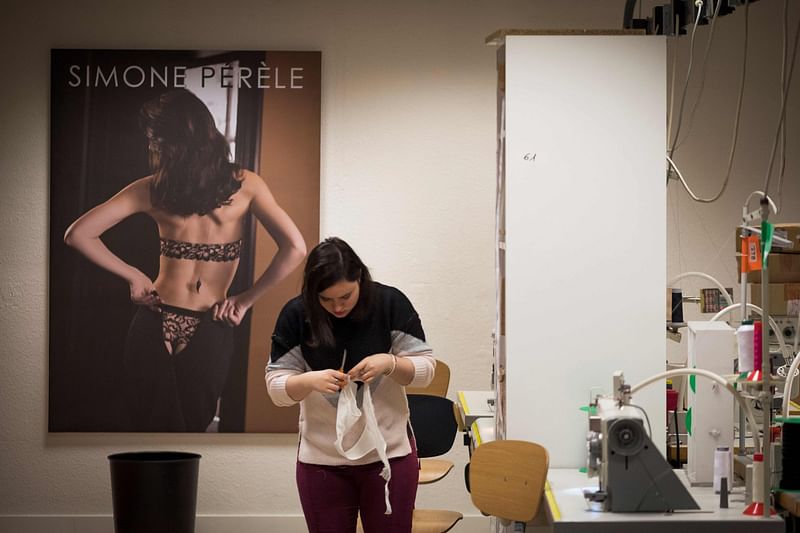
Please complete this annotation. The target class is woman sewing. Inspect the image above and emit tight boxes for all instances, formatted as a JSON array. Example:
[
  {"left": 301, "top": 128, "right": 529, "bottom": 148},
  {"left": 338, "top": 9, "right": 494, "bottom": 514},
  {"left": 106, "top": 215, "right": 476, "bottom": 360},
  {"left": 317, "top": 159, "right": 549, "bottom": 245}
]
[{"left": 267, "top": 237, "right": 435, "bottom": 532}]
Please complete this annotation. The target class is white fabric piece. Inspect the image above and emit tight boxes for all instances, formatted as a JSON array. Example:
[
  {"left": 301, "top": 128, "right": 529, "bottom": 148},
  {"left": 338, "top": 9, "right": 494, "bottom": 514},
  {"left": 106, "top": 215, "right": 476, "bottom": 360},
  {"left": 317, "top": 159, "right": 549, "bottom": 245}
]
[{"left": 334, "top": 380, "right": 392, "bottom": 514}]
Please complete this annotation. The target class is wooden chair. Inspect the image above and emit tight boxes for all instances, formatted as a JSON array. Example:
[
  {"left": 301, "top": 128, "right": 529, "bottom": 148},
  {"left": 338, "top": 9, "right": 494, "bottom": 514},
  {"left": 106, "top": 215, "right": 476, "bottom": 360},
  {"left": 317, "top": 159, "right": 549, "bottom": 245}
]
[
  {"left": 468, "top": 440, "right": 549, "bottom": 532},
  {"left": 410, "top": 509, "right": 462, "bottom": 533},
  {"left": 407, "top": 393, "right": 463, "bottom": 533},
  {"left": 407, "top": 360, "right": 454, "bottom": 484},
  {"left": 406, "top": 359, "right": 450, "bottom": 397}
]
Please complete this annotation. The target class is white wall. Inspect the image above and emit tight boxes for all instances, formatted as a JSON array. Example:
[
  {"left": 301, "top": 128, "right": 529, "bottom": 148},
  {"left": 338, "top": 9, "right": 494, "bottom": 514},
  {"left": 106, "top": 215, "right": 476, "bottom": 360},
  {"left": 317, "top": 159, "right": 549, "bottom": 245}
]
[
  {"left": 503, "top": 35, "right": 666, "bottom": 466},
  {"left": 0, "top": 0, "right": 797, "bottom": 531}
]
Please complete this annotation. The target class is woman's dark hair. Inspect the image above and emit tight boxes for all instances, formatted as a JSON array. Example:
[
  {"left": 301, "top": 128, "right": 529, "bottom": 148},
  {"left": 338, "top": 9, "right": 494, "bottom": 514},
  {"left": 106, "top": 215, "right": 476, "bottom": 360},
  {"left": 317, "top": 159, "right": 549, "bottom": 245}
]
[
  {"left": 302, "top": 237, "right": 373, "bottom": 347},
  {"left": 140, "top": 88, "right": 242, "bottom": 216}
]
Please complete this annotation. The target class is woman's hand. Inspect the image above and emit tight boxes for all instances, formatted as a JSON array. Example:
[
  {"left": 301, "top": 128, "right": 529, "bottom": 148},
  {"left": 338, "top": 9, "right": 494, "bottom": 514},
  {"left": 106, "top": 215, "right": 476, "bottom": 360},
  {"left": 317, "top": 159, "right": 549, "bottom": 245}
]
[
  {"left": 305, "top": 369, "right": 350, "bottom": 394},
  {"left": 212, "top": 294, "right": 253, "bottom": 327},
  {"left": 285, "top": 369, "right": 349, "bottom": 401},
  {"left": 129, "top": 271, "right": 160, "bottom": 310},
  {"left": 348, "top": 354, "right": 395, "bottom": 383}
]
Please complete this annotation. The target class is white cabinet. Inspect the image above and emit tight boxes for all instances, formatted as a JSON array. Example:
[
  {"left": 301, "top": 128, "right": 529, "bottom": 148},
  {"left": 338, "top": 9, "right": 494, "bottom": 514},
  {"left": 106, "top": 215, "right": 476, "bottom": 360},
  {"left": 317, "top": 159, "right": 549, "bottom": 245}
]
[
  {"left": 686, "top": 321, "right": 736, "bottom": 484},
  {"left": 493, "top": 32, "right": 667, "bottom": 467}
]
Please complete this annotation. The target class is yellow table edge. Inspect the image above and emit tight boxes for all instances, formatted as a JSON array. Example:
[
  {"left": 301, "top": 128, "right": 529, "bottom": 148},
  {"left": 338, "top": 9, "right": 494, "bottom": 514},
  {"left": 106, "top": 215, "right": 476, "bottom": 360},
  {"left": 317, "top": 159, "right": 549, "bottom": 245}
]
[
  {"left": 544, "top": 480, "right": 562, "bottom": 521},
  {"left": 471, "top": 421, "right": 482, "bottom": 446},
  {"left": 458, "top": 391, "right": 470, "bottom": 414}
]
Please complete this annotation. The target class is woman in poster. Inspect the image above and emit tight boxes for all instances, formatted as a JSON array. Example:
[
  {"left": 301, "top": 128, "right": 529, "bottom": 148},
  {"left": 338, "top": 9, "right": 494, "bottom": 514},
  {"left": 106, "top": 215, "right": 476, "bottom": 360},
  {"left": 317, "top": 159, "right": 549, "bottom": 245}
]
[
  {"left": 64, "top": 88, "right": 306, "bottom": 431},
  {"left": 267, "top": 237, "right": 435, "bottom": 532}
]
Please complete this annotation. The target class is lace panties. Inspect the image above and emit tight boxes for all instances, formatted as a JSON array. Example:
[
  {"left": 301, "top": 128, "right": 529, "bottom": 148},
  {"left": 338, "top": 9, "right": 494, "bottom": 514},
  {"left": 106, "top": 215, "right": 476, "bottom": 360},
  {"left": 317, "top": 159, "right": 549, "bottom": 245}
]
[{"left": 161, "top": 304, "right": 206, "bottom": 354}]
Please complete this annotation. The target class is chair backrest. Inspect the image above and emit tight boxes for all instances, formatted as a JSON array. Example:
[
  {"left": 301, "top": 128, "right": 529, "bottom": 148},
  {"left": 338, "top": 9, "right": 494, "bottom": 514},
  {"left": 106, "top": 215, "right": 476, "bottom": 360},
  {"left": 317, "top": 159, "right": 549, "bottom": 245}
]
[
  {"left": 469, "top": 440, "right": 549, "bottom": 523},
  {"left": 407, "top": 394, "right": 458, "bottom": 458},
  {"left": 406, "top": 359, "right": 450, "bottom": 397}
]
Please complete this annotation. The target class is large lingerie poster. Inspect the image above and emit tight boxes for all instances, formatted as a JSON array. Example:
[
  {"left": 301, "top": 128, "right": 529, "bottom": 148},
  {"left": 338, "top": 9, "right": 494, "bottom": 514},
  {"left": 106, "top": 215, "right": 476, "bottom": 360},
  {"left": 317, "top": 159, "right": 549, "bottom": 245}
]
[{"left": 49, "top": 49, "right": 320, "bottom": 432}]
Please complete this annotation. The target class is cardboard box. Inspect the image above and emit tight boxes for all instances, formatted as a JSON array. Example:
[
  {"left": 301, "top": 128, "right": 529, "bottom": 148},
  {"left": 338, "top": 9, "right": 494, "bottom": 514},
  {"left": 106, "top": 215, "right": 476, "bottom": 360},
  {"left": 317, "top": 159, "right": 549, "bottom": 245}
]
[
  {"left": 736, "top": 223, "right": 800, "bottom": 254},
  {"left": 738, "top": 253, "right": 800, "bottom": 283},
  {"left": 750, "top": 283, "right": 800, "bottom": 317}
]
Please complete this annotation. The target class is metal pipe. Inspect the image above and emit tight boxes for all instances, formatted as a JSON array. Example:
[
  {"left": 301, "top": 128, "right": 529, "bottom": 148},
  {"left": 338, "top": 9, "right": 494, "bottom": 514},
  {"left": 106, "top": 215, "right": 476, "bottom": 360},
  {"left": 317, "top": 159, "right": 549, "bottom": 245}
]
[{"left": 760, "top": 199, "right": 772, "bottom": 519}]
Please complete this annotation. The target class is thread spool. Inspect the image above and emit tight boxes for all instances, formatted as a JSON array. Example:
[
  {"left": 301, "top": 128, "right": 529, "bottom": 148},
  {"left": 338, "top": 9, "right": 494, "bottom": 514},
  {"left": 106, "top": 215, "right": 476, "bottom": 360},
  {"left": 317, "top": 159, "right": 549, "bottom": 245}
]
[
  {"left": 713, "top": 447, "right": 732, "bottom": 494},
  {"left": 745, "top": 463, "right": 753, "bottom": 504},
  {"left": 753, "top": 453, "right": 764, "bottom": 503},
  {"left": 753, "top": 320, "right": 763, "bottom": 372},
  {"left": 737, "top": 320, "right": 755, "bottom": 373},
  {"left": 743, "top": 452, "right": 777, "bottom": 515},
  {"left": 781, "top": 419, "right": 800, "bottom": 490},
  {"left": 743, "top": 453, "right": 766, "bottom": 515}
]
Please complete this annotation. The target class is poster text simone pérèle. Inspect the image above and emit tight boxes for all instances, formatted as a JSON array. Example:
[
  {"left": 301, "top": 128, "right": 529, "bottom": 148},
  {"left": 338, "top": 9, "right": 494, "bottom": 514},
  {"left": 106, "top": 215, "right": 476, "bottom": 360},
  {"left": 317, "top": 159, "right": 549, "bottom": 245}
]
[{"left": 65, "top": 62, "right": 306, "bottom": 89}]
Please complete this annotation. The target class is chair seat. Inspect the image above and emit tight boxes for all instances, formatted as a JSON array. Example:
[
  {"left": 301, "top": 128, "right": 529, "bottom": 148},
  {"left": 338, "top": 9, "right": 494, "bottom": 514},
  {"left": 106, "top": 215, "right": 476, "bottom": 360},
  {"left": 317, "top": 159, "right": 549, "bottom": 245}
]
[
  {"left": 412, "top": 509, "right": 464, "bottom": 533},
  {"left": 357, "top": 509, "right": 463, "bottom": 533},
  {"left": 419, "top": 458, "right": 454, "bottom": 484},
  {"left": 469, "top": 440, "right": 548, "bottom": 523}
]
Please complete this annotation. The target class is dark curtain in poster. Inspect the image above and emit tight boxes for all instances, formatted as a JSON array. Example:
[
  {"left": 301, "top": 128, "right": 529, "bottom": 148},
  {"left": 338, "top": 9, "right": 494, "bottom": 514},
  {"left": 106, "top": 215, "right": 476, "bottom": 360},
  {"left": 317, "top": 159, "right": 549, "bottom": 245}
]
[{"left": 49, "top": 49, "right": 320, "bottom": 432}]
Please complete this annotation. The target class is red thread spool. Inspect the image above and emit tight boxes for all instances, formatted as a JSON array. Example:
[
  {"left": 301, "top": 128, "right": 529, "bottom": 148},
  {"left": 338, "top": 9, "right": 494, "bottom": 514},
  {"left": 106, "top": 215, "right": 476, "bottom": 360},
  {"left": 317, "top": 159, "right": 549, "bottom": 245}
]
[{"left": 753, "top": 320, "right": 763, "bottom": 372}]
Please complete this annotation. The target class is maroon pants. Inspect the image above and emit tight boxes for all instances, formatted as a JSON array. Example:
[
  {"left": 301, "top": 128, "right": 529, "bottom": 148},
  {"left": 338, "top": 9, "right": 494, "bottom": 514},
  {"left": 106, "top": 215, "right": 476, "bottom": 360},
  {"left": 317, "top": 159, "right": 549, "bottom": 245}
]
[{"left": 296, "top": 446, "right": 419, "bottom": 533}]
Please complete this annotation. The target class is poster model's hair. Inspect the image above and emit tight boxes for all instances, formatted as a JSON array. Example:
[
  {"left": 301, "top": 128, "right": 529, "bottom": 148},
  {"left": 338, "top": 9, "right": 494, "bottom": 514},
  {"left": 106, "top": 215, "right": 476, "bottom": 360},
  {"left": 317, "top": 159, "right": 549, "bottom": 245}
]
[{"left": 141, "top": 88, "right": 242, "bottom": 216}]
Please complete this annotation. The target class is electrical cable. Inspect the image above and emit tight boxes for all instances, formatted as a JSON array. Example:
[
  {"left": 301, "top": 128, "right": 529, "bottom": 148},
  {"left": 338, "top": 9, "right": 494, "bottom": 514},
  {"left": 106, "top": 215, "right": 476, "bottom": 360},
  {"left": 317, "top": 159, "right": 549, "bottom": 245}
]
[
  {"left": 783, "top": 350, "right": 800, "bottom": 419},
  {"left": 710, "top": 302, "right": 790, "bottom": 362},
  {"left": 743, "top": 190, "right": 778, "bottom": 217},
  {"left": 666, "top": 32, "right": 680, "bottom": 157},
  {"left": 668, "top": 3, "right": 705, "bottom": 159},
  {"left": 667, "top": 0, "right": 749, "bottom": 203},
  {"left": 762, "top": 2, "right": 800, "bottom": 196},
  {"left": 674, "top": 408, "right": 681, "bottom": 466},
  {"left": 630, "top": 368, "right": 762, "bottom": 453},
  {"left": 794, "top": 312, "right": 800, "bottom": 356},
  {"left": 668, "top": 176, "right": 688, "bottom": 276},
  {"left": 673, "top": 0, "right": 724, "bottom": 152},
  {"left": 626, "top": 403, "right": 653, "bottom": 440},
  {"left": 668, "top": 271, "right": 734, "bottom": 307},
  {"left": 714, "top": 298, "right": 800, "bottom": 419},
  {"left": 776, "top": 0, "right": 790, "bottom": 212}
]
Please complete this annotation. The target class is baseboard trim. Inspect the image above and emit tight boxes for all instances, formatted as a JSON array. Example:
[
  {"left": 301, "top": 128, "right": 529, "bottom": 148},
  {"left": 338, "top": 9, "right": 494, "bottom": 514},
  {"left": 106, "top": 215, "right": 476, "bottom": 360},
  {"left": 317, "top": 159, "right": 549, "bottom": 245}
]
[{"left": 0, "top": 514, "right": 490, "bottom": 533}]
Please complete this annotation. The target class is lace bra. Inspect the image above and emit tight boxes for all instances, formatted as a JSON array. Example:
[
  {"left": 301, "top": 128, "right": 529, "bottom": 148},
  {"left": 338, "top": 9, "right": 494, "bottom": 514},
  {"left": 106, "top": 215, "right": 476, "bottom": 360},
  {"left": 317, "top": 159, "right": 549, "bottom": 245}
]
[{"left": 159, "top": 237, "right": 242, "bottom": 262}]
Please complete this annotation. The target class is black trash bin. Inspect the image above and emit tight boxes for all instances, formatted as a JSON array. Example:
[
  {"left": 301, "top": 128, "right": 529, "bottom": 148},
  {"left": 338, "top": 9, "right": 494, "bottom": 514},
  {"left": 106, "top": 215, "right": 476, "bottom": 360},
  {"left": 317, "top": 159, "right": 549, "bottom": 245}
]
[{"left": 109, "top": 451, "right": 201, "bottom": 533}]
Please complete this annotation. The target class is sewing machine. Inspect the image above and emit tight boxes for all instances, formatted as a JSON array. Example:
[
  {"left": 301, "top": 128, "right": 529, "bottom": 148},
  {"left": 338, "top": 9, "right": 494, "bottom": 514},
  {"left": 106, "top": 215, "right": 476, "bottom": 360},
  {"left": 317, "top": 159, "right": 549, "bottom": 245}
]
[{"left": 583, "top": 372, "right": 699, "bottom": 512}]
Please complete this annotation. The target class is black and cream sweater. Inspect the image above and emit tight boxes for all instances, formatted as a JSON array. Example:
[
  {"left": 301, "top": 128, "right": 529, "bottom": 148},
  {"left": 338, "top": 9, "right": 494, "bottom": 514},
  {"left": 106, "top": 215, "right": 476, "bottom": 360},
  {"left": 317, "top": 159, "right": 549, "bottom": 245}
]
[{"left": 266, "top": 282, "right": 435, "bottom": 466}]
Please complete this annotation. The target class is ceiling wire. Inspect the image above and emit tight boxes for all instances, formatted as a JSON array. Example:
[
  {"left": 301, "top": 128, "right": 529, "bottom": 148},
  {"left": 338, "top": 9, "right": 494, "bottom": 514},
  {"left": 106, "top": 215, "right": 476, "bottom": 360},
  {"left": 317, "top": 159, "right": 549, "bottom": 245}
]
[
  {"left": 668, "top": 0, "right": 750, "bottom": 203},
  {"left": 673, "top": 0, "right": 724, "bottom": 152},
  {"left": 775, "top": 0, "right": 790, "bottom": 213},
  {"left": 762, "top": 1, "right": 800, "bottom": 197},
  {"left": 667, "top": 5, "right": 705, "bottom": 160},
  {"left": 666, "top": 24, "right": 681, "bottom": 152}
]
